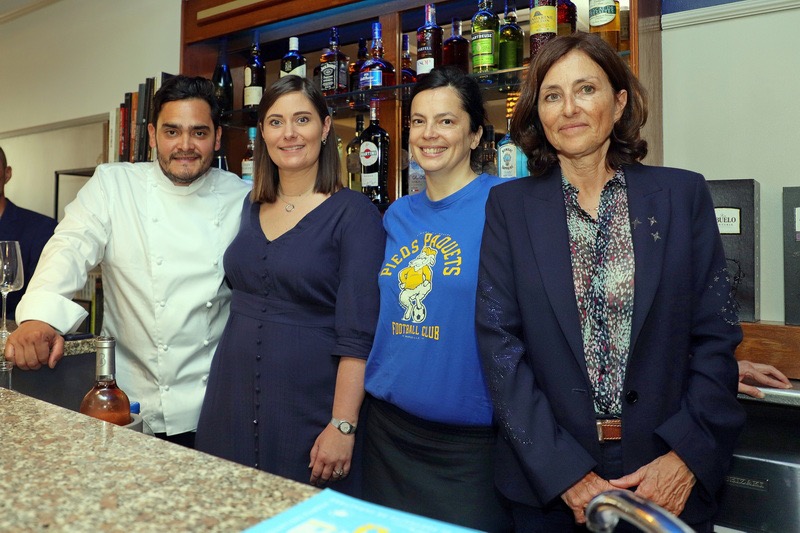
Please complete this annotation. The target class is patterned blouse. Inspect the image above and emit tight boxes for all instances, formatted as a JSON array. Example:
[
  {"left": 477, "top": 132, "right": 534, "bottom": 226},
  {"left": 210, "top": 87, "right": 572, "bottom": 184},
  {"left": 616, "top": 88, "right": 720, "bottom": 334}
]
[{"left": 563, "top": 169, "right": 634, "bottom": 416}]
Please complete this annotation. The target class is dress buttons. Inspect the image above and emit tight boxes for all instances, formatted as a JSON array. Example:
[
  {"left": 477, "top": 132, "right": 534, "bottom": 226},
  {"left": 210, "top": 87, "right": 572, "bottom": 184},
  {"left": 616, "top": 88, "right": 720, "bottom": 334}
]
[
  {"left": 625, "top": 390, "right": 639, "bottom": 404},
  {"left": 213, "top": 259, "right": 219, "bottom": 266},
  {"left": 255, "top": 339, "right": 262, "bottom": 345},
  {"left": 160, "top": 301, "right": 166, "bottom": 307},
  {"left": 202, "top": 375, "right": 208, "bottom": 383},
  {"left": 257, "top": 323, "right": 263, "bottom": 329},
  {"left": 253, "top": 419, "right": 258, "bottom": 425},
  {"left": 206, "top": 301, "right": 213, "bottom": 308},
  {"left": 203, "top": 340, "right": 209, "bottom": 347},
  {"left": 162, "top": 345, "right": 169, "bottom": 352},
  {"left": 255, "top": 372, "right": 261, "bottom": 379},
  {"left": 256, "top": 355, "right": 262, "bottom": 361},
  {"left": 163, "top": 385, "right": 170, "bottom": 391}
]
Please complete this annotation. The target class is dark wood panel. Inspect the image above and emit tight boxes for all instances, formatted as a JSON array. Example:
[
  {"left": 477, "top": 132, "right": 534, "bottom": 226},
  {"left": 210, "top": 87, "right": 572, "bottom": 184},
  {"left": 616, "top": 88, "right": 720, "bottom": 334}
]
[{"left": 737, "top": 322, "right": 800, "bottom": 380}]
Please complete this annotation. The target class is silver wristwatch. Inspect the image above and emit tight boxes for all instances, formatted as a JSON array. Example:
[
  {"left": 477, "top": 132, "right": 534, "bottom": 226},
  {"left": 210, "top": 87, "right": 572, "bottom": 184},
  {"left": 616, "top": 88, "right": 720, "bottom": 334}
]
[{"left": 330, "top": 417, "right": 356, "bottom": 435}]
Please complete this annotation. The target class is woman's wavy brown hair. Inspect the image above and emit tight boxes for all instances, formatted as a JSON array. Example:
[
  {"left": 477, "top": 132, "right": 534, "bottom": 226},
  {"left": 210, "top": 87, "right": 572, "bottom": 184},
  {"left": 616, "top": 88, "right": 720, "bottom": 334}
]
[{"left": 511, "top": 32, "right": 648, "bottom": 177}]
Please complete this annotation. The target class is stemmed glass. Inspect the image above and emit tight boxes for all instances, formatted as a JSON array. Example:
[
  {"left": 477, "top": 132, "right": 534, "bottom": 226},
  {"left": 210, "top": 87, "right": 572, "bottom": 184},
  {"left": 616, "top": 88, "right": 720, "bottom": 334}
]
[{"left": 0, "top": 241, "right": 24, "bottom": 341}]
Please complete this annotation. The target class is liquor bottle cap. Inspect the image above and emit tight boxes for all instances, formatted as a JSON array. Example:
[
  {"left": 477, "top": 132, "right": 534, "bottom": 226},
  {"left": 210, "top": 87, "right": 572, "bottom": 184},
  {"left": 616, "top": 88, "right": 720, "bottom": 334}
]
[
  {"left": 248, "top": 127, "right": 258, "bottom": 138},
  {"left": 289, "top": 37, "right": 299, "bottom": 50}
]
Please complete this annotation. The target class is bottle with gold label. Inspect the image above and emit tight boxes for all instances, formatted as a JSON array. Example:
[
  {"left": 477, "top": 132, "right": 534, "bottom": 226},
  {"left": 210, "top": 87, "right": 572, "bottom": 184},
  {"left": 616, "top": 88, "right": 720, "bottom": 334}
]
[{"left": 530, "top": 0, "right": 557, "bottom": 60}]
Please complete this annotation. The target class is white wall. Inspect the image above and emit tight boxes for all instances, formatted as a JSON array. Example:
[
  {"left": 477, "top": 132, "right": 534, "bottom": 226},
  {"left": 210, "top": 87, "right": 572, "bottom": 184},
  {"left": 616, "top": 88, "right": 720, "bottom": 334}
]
[
  {"left": 662, "top": 0, "right": 800, "bottom": 322},
  {"left": 0, "top": 0, "right": 181, "bottom": 216}
]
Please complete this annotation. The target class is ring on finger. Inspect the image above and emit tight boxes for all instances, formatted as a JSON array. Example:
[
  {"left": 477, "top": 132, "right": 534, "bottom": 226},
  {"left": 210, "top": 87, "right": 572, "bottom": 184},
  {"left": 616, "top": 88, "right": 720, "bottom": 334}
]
[{"left": 333, "top": 469, "right": 344, "bottom": 477}]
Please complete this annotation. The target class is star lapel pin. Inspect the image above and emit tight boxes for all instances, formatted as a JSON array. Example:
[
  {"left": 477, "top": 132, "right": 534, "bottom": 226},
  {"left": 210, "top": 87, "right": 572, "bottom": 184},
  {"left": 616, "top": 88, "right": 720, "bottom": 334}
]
[{"left": 651, "top": 231, "right": 661, "bottom": 242}]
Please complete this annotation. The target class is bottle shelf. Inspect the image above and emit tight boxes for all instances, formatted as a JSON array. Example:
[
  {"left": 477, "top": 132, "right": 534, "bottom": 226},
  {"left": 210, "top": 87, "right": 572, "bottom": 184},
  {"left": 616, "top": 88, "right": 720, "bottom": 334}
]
[{"left": 220, "top": 66, "right": 528, "bottom": 128}]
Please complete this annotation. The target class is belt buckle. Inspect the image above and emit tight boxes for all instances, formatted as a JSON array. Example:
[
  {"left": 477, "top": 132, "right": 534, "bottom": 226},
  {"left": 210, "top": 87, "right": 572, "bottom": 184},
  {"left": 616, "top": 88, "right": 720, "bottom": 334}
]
[
  {"left": 596, "top": 418, "right": 621, "bottom": 443},
  {"left": 596, "top": 420, "right": 606, "bottom": 442}
]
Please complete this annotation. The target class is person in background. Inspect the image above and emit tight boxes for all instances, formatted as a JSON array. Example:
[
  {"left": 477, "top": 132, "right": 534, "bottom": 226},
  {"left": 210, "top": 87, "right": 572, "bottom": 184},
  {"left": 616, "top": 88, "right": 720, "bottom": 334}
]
[
  {"left": 475, "top": 33, "right": 745, "bottom": 531},
  {"left": 6, "top": 76, "right": 251, "bottom": 448},
  {"left": 362, "top": 66, "right": 512, "bottom": 532},
  {"left": 195, "top": 76, "right": 384, "bottom": 496},
  {"left": 0, "top": 146, "right": 57, "bottom": 321}
]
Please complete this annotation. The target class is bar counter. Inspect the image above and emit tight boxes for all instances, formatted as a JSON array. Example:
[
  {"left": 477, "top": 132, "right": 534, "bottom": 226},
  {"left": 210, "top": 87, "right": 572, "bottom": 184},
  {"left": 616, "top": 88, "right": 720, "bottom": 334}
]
[{"left": 0, "top": 388, "right": 318, "bottom": 532}]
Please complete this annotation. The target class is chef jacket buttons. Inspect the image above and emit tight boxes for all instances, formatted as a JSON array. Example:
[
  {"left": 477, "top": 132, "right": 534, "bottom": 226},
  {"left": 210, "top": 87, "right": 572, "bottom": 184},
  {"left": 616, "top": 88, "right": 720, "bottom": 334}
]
[
  {"left": 203, "top": 340, "right": 210, "bottom": 347},
  {"left": 206, "top": 301, "right": 213, "bottom": 308},
  {"left": 202, "top": 375, "right": 208, "bottom": 383},
  {"left": 156, "top": 258, "right": 163, "bottom": 265},
  {"left": 625, "top": 390, "right": 639, "bottom": 405}
]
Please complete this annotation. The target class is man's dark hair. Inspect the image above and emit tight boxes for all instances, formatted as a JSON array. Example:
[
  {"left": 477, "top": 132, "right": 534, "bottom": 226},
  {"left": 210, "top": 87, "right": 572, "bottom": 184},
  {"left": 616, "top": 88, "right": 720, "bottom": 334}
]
[{"left": 151, "top": 75, "right": 222, "bottom": 130}]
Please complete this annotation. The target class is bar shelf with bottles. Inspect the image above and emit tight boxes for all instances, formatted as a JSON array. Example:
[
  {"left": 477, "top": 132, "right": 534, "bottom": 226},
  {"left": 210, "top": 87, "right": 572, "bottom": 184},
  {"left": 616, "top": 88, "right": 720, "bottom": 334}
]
[{"left": 183, "top": 0, "right": 640, "bottom": 199}]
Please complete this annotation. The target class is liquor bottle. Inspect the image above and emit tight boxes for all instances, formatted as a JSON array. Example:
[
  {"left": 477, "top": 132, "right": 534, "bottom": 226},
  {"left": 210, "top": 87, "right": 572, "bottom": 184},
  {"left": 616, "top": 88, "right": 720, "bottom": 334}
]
[
  {"left": 497, "top": 117, "right": 529, "bottom": 178},
  {"left": 401, "top": 114, "right": 410, "bottom": 197},
  {"left": 557, "top": 0, "right": 577, "bottom": 36},
  {"left": 471, "top": 0, "right": 500, "bottom": 79},
  {"left": 243, "top": 32, "right": 266, "bottom": 109},
  {"left": 589, "top": 0, "right": 620, "bottom": 51},
  {"left": 349, "top": 37, "right": 369, "bottom": 110},
  {"left": 241, "top": 127, "right": 257, "bottom": 185},
  {"left": 481, "top": 124, "right": 498, "bottom": 175},
  {"left": 443, "top": 18, "right": 470, "bottom": 73},
  {"left": 320, "top": 27, "right": 350, "bottom": 97},
  {"left": 346, "top": 114, "right": 365, "bottom": 191},
  {"left": 530, "top": 0, "right": 557, "bottom": 60},
  {"left": 349, "top": 38, "right": 369, "bottom": 92},
  {"left": 211, "top": 39, "right": 234, "bottom": 115},
  {"left": 79, "top": 336, "right": 131, "bottom": 426},
  {"left": 416, "top": 3, "right": 443, "bottom": 77},
  {"left": 499, "top": 0, "right": 523, "bottom": 91},
  {"left": 281, "top": 37, "right": 307, "bottom": 78},
  {"left": 359, "top": 22, "right": 396, "bottom": 93},
  {"left": 359, "top": 100, "right": 390, "bottom": 207},
  {"left": 401, "top": 34, "right": 417, "bottom": 121},
  {"left": 401, "top": 34, "right": 418, "bottom": 85}
]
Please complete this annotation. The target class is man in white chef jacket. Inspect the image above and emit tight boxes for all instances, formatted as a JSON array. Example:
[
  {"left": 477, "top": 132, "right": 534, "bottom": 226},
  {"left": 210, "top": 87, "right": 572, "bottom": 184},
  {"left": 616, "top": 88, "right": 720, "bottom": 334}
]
[{"left": 6, "top": 75, "right": 251, "bottom": 447}]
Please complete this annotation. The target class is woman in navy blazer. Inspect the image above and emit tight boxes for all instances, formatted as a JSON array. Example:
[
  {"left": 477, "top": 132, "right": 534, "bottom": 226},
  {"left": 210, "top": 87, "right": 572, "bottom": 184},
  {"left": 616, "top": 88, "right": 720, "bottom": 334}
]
[{"left": 476, "top": 33, "right": 745, "bottom": 531}]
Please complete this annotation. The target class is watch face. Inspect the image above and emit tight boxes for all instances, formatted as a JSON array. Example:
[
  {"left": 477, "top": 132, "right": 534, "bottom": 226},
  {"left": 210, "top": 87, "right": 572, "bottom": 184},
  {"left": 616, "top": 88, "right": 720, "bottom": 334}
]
[{"left": 339, "top": 421, "right": 353, "bottom": 434}]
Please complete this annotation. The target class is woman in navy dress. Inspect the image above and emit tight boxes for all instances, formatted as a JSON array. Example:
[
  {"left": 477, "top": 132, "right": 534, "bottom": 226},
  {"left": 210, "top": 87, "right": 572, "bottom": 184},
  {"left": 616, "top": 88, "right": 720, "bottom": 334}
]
[{"left": 196, "top": 76, "right": 385, "bottom": 496}]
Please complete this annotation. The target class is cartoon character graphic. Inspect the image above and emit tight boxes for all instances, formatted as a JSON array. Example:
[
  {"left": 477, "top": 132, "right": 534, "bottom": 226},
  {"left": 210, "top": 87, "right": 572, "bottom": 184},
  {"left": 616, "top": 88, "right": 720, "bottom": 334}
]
[{"left": 398, "top": 247, "right": 437, "bottom": 323}]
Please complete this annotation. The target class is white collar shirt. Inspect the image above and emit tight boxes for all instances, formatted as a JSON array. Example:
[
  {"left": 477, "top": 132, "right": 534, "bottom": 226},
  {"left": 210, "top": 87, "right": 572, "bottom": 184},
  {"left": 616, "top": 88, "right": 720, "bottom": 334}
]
[{"left": 17, "top": 161, "right": 251, "bottom": 435}]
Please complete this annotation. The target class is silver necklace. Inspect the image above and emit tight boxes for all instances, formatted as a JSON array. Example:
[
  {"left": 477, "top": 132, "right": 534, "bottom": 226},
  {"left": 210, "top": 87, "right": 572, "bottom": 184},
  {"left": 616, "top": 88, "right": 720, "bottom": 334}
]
[{"left": 277, "top": 184, "right": 315, "bottom": 212}]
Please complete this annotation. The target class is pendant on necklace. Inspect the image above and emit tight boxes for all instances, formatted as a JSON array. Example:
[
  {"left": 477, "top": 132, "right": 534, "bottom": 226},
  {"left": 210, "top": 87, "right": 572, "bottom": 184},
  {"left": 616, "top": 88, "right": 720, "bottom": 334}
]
[{"left": 284, "top": 203, "right": 295, "bottom": 212}]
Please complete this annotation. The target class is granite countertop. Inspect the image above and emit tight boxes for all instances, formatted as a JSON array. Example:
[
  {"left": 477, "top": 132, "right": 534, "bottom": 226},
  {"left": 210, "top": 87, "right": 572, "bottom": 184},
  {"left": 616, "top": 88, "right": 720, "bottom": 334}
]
[{"left": 0, "top": 389, "right": 318, "bottom": 532}]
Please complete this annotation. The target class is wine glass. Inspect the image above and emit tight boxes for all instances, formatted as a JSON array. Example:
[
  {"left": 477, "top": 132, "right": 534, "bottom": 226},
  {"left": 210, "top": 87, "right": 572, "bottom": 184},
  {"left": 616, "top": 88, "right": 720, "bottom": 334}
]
[{"left": 0, "top": 241, "right": 24, "bottom": 341}]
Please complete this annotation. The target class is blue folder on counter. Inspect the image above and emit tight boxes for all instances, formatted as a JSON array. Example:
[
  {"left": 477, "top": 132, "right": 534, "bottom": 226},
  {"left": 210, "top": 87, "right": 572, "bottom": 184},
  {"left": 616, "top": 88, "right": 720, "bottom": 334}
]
[{"left": 246, "top": 489, "right": 483, "bottom": 533}]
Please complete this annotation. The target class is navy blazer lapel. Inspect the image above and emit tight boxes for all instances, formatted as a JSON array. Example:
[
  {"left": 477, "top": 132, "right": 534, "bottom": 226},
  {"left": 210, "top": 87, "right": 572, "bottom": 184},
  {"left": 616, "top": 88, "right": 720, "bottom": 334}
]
[
  {"left": 523, "top": 169, "right": 587, "bottom": 379},
  {"left": 626, "top": 164, "right": 670, "bottom": 353}
]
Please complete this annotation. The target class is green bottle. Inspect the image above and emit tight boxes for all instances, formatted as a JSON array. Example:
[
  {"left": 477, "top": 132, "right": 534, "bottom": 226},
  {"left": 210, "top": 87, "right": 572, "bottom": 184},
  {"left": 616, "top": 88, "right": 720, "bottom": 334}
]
[
  {"left": 471, "top": 0, "right": 500, "bottom": 79},
  {"left": 499, "top": 0, "right": 523, "bottom": 91}
]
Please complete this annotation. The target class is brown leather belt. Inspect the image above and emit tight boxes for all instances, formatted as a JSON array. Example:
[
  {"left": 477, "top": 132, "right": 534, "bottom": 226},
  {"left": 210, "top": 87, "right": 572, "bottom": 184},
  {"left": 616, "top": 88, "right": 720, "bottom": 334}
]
[{"left": 596, "top": 419, "right": 622, "bottom": 442}]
